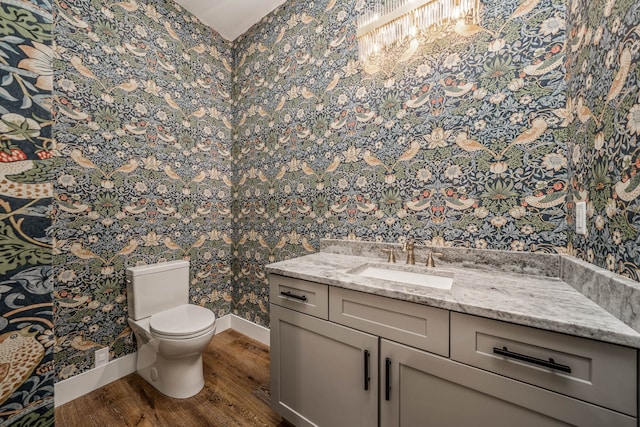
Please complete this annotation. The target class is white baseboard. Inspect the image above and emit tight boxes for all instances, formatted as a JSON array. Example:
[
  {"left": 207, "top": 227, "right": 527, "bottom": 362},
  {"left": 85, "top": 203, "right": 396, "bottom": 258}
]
[
  {"left": 54, "top": 315, "right": 270, "bottom": 407},
  {"left": 227, "top": 314, "right": 270, "bottom": 347},
  {"left": 54, "top": 352, "right": 137, "bottom": 407},
  {"left": 216, "top": 313, "right": 232, "bottom": 332}
]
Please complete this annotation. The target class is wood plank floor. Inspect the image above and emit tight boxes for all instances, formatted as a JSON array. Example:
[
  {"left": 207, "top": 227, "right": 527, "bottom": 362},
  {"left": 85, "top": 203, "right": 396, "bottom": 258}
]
[{"left": 56, "top": 330, "right": 293, "bottom": 426}]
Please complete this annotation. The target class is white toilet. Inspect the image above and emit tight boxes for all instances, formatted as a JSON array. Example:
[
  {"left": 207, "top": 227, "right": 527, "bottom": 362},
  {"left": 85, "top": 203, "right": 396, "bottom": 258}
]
[{"left": 126, "top": 260, "right": 216, "bottom": 399}]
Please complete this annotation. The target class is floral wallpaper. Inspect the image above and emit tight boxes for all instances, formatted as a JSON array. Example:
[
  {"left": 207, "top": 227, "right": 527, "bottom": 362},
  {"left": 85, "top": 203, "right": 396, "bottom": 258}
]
[
  {"left": 0, "top": 0, "right": 55, "bottom": 425},
  {"left": 53, "top": 0, "right": 234, "bottom": 380},
  {"left": 566, "top": 0, "right": 640, "bottom": 281},
  {"left": 232, "top": 0, "right": 569, "bottom": 324},
  {"left": 1, "top": 0, "right": 637, "bottom": 423}
]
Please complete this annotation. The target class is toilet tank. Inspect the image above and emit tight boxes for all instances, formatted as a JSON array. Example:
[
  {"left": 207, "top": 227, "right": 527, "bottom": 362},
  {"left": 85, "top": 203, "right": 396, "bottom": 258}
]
[{"left": 126, "top": 260, "right": 190, "bottom": 320}]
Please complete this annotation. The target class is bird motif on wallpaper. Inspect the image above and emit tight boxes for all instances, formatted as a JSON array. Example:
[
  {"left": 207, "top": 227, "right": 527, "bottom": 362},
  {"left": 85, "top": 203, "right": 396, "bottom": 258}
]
[
  {"left": 614, "top": 176, "right": 640, "bottom": 202},
  {"left": 0, "top": 160, "right": 52, "bottom": 200},
  {"left": 455, "top": 117, "right": 549, "bottom": 159},
  {"left": 0, "top": 326, "right": 45, "bottom": 405},
  {"left": 363, "top": 140, "right": 421, "bottom": 174}
]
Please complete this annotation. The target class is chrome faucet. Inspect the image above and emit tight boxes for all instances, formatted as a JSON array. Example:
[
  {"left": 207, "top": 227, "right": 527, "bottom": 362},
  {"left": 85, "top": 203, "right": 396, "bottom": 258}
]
[{"left": 402, "top": 238, "right": 415, "bottom": 265}]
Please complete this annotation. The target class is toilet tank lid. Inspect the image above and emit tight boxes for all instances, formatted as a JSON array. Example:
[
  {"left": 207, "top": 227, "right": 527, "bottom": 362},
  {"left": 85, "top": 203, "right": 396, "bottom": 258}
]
[{"left": 127, "top": 260, "right": 189, "bottom": 276}]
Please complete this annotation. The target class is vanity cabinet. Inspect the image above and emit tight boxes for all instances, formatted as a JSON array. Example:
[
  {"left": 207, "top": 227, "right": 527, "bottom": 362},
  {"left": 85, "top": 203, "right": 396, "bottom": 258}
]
[
  {"left": 269, "top": 274, "right": 329, "bottom": 318},
  {"left": 329, "top": 286, "right": 449, "bottom": 356},
  {"left": 380, "top": 339, "right": 635, "bottom": 427},
  {"left": 269, "top": 274, "right": 638, "bottom": 427},
  {"left": 450, "top": 312, "right": 637, "bottom": 417},
  {"left": 270, "top": 304, "right": 378, "bottom": 427}
]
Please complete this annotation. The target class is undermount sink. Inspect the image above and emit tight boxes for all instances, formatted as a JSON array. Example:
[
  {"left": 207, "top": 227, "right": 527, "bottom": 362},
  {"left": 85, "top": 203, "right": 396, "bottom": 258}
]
[{"left": 347, "top": 263, "right": 454, "bottom": 290}]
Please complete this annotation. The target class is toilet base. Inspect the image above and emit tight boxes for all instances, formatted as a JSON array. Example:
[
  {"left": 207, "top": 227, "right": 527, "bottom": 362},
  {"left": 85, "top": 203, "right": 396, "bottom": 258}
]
[{"left": 133, "top": 329, "right": 214, "bottom": 399}]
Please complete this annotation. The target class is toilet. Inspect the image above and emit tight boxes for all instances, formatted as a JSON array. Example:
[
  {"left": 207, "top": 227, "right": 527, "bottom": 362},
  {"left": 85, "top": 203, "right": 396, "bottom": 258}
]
[{"left": 126, "top": 260, "right": 216, "bottom": 399}]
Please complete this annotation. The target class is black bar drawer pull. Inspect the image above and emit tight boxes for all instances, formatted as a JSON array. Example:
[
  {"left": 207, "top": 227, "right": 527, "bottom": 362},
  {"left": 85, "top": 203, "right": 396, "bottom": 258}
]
[
  {"left": 493, "top": 346, "right": 572, "bottom": 373},
  {"left": 364, "top": 350, "right": 370, "bottom": 391},
  {"left": 385, "top": 357, "right": 391, "bottom": 401},
  {"left": 280, "top": 291, "right": 307, "bottom": 302}
]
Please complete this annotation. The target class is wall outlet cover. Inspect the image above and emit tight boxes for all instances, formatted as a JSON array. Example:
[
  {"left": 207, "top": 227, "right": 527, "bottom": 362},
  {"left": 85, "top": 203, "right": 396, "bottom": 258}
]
[
  {"left": 575, "top": 201, "right": 587, "bottom": 235},
  {"left": 94, "top": 347, "right": 109, "bottom": 368}
]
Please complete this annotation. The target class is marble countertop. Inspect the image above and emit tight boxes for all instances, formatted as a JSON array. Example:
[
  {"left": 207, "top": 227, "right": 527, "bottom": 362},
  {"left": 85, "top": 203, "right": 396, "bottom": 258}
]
[{"left": 265, "top": 244, "right": 640, "bottom": 349}]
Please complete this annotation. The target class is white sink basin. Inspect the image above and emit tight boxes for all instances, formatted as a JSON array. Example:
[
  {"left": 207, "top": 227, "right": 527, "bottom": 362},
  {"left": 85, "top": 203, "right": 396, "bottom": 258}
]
[{"left": 348, "top": 264, "right": 454, "bottom": 290}]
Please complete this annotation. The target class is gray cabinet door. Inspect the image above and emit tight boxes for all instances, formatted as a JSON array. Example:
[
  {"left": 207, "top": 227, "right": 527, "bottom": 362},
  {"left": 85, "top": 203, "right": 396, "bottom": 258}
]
[
  {"left": 379, "top": 339, "right": 636, "bottom": 427},
  {"left": 270, "top": 304, "right": 378, "bottom": 427}
]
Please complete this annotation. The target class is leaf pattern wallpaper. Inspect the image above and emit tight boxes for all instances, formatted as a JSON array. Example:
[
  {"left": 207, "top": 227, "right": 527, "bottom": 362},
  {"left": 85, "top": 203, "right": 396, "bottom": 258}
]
[
  {"left": 233, "top": 0, "right": 569, "bottom": 323},
  {"left": 53, "top": 0, "right": 234, "bottom": 384},
  {"left": 0, "top": 0, "right": 638, "bottom": 424},
  {"left": 566, "top": 0, "right": 640, "bottom": 281},
  {"left": 0, "top": 0, "right": 55, "bottom": 425}
]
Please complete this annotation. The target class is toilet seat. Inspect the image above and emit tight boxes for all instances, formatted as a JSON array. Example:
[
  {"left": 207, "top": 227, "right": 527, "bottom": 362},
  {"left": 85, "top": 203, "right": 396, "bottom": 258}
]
[{"left": 150, "top": 304, "right": 216, "bottom": 340}]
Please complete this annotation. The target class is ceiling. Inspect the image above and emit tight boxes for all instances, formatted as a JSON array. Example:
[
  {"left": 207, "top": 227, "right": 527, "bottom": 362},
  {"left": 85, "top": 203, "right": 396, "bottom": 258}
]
[{"left": 175, "top": 0, "right": 287, "bottom": 41}]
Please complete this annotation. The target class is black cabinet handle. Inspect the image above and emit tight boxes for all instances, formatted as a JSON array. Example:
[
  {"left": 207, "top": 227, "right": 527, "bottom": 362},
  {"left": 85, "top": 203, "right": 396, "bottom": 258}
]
[
  {"left": 493, "top": 346, "right": 572, "bottom": 373},
  {"left": 385, "top": 357, "right": 391, "bottom": 401},
  {"left": 280, "top": 291, "right": 307, "bottom": 302},
  {"left": 364, "top": 350, "right": 370, "bottom": 391}
]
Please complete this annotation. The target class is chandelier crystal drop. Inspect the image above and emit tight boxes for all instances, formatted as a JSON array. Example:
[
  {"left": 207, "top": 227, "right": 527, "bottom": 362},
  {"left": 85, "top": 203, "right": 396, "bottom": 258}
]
[{"left": 357, "top": 0, "right": 479, "bottom": 61}]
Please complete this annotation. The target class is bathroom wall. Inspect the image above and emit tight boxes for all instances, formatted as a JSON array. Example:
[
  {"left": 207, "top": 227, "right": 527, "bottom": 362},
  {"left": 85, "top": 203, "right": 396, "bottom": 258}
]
[
  {"left": 565, "top": 0, "right": 640, "bottom": 281},
  {"left": 53, "top": 0, "right": 234, "bottom": 379},
  {"left": 2, "top": 1, "right": 634, "bottom": 420},
  {"left": 233, "top": 0, "right": 568, "bottom": 324},
  {"left": 0, "top": 0, "right": 55, "bottom": 425}
]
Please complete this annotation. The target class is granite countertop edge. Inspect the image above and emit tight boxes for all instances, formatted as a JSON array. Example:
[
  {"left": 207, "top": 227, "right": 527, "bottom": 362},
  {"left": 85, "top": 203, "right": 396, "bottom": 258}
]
[{"left": 266, "top": 251, "right": 640, "bottom": 349}]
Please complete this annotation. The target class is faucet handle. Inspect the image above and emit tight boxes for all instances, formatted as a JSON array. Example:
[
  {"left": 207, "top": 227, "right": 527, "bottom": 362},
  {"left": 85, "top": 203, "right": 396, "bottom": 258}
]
[
  {"left": 382, "top": 248, "right": 396, "bottom": 263},
  {"left": 425, "top": 252, "right": 444, "bottom": 268}
]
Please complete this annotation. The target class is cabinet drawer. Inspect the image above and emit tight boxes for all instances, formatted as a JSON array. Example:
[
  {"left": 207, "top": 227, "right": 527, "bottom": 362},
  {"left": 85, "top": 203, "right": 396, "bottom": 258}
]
[
  {"left": 269, "top": 274, "right": 328, "bottom": 319},
  {"left": 329, "top": 287, "right": 449, "bottom": 356},
  {"left": 451, "top": 312, "right": 637, "bottom": 416}
]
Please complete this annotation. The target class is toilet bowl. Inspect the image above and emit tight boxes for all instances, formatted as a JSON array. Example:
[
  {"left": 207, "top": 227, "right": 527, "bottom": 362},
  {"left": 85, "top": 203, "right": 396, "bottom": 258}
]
[{"left": 126, "top": 260, "right": 217, "bottom": 399}]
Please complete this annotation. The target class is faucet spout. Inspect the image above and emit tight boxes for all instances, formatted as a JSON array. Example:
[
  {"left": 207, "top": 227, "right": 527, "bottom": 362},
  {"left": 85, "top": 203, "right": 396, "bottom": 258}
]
[{"left": 403, "top": 238, "right": 415, "bottom": 265}]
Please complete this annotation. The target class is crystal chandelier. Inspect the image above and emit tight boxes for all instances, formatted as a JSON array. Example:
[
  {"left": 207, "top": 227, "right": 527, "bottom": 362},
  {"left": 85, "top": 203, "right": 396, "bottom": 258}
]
[{"left": 357, "top": 0, "right": 479, "bottom": 61}]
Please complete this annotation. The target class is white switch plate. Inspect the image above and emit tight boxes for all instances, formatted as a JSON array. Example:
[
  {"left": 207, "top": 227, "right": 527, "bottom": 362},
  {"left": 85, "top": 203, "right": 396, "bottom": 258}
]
[
  {"left": 94, "top": 347, "right": 109, "bottom": 368},
  {"left": 575, "top": 201, "right": 587, "bottom": 235}
]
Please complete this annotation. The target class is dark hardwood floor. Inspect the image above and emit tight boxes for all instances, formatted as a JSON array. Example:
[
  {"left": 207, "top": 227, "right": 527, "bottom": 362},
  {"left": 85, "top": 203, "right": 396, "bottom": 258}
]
[{"left": 55, "top": 330, "right": 292, "bottom": 426}]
